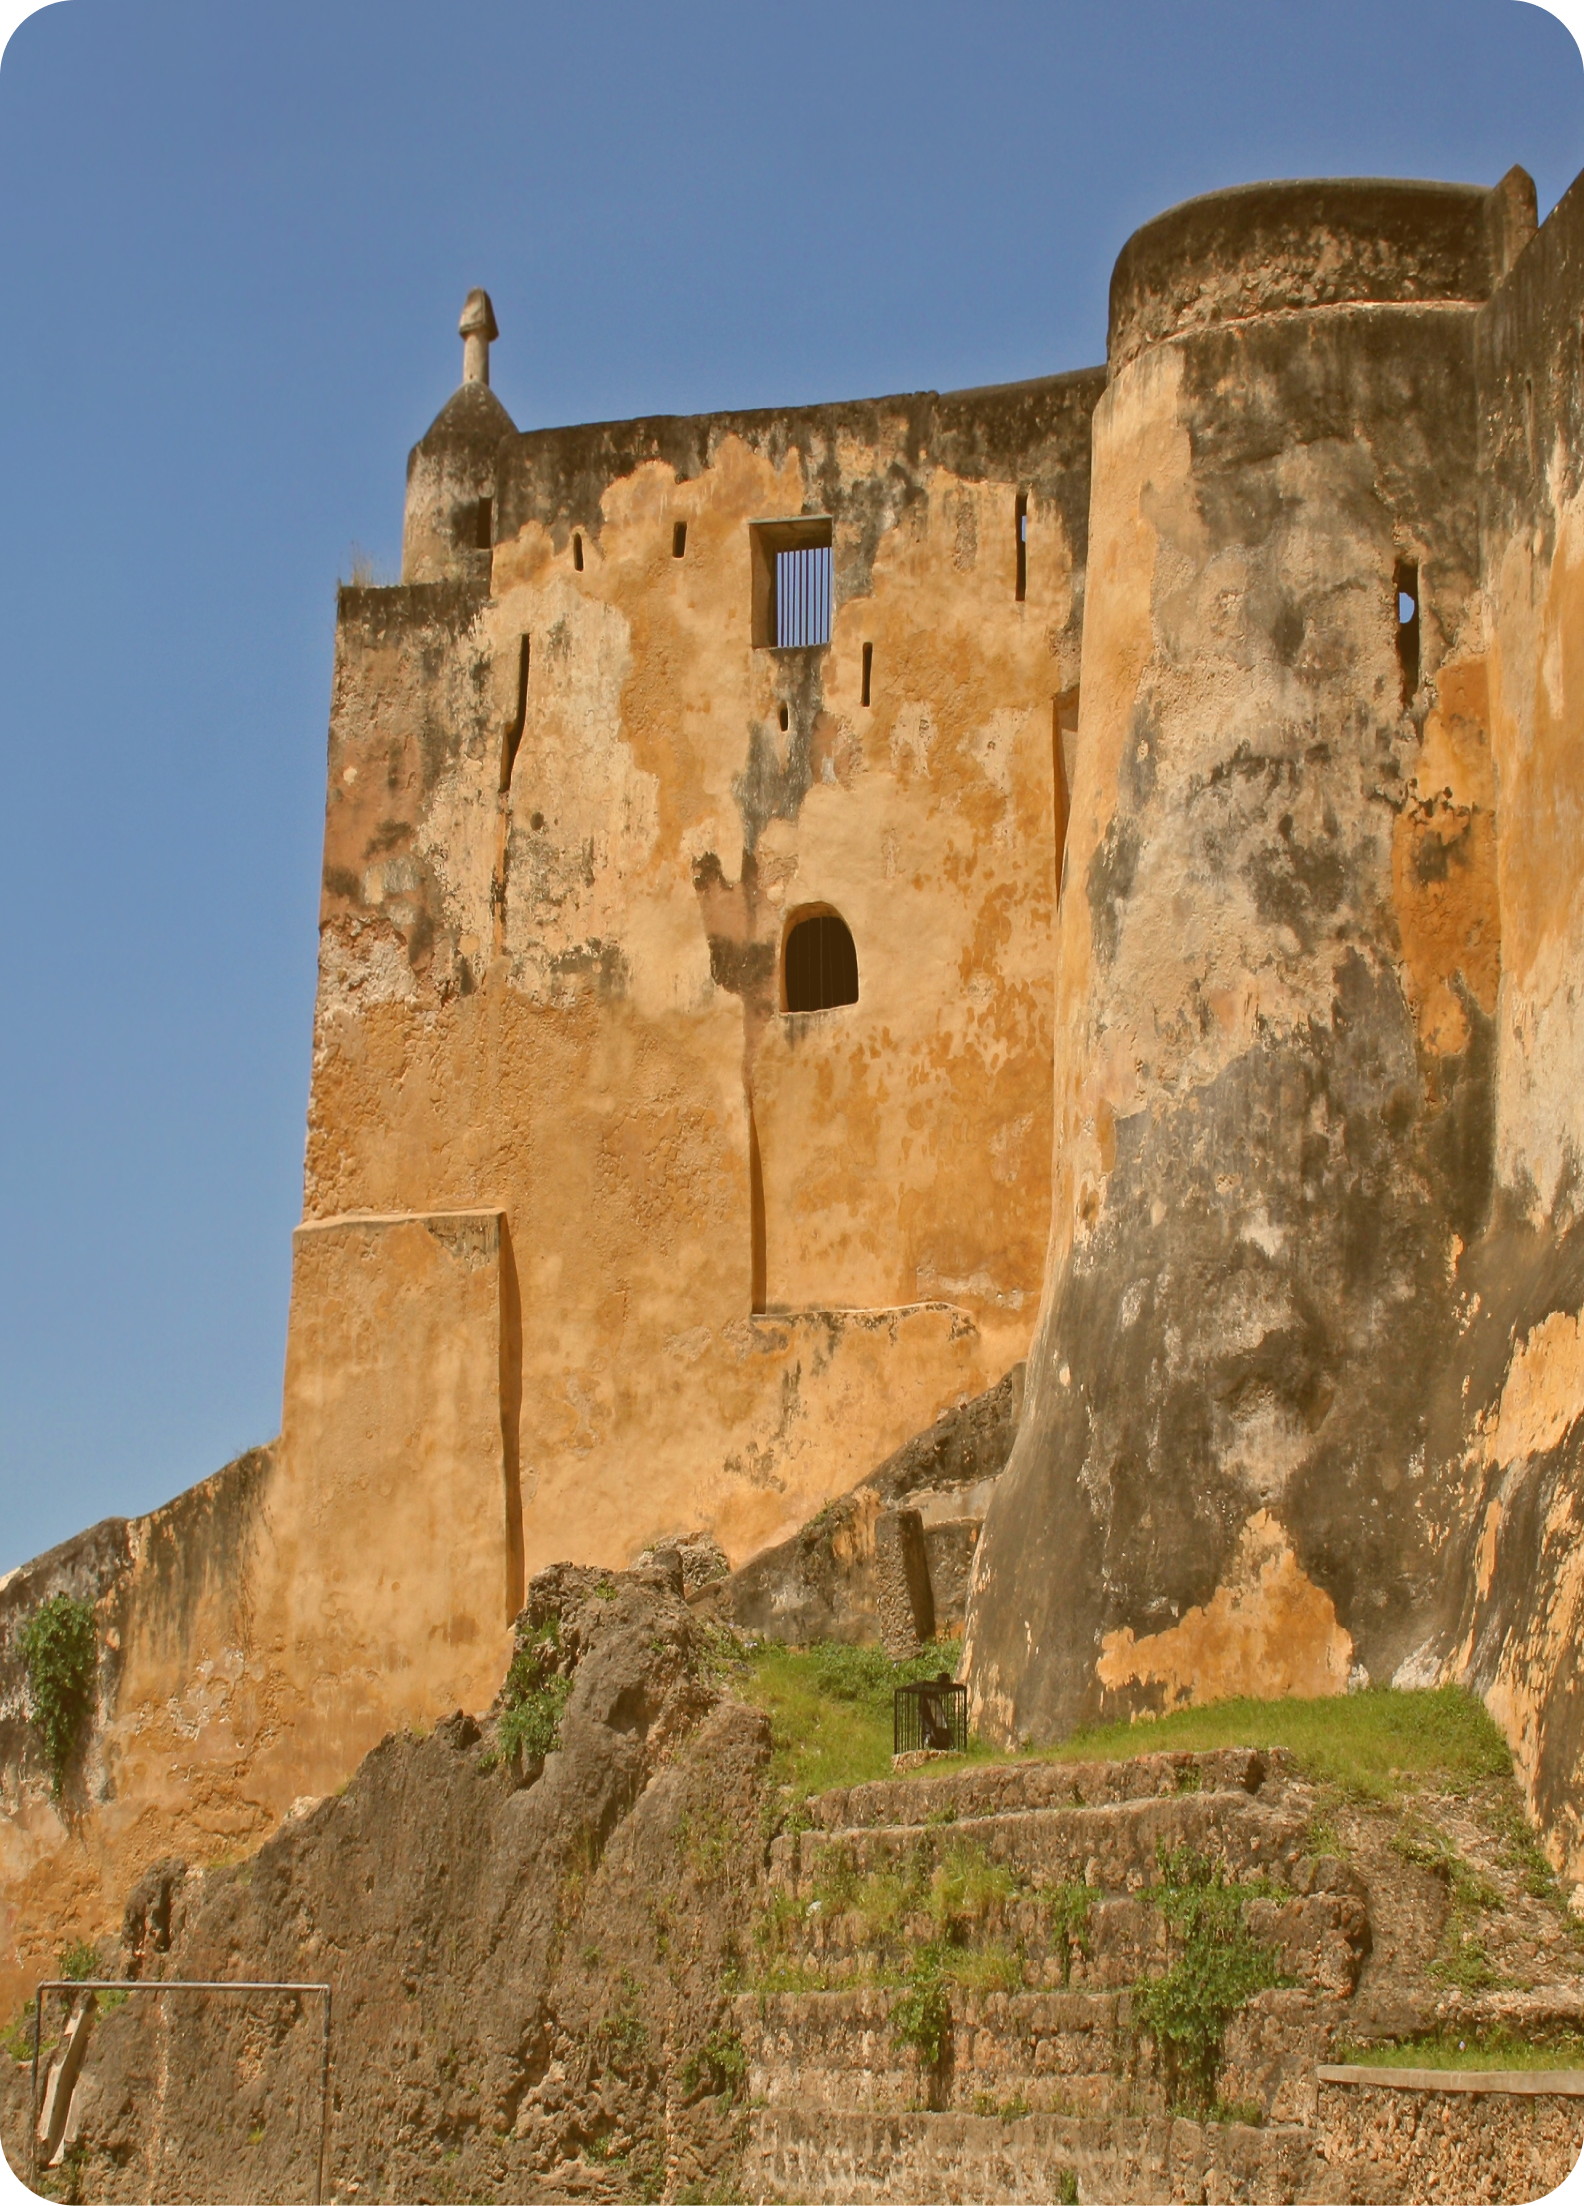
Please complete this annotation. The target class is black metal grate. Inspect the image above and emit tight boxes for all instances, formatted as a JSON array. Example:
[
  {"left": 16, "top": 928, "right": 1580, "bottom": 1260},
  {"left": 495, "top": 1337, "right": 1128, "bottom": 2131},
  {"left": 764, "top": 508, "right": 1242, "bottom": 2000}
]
[
  {"left": 776, "top": 544, "right": 832, "bottom": 646},
  {"left": 894, "top": 1674, "right": 968, "bottom": 1757}
]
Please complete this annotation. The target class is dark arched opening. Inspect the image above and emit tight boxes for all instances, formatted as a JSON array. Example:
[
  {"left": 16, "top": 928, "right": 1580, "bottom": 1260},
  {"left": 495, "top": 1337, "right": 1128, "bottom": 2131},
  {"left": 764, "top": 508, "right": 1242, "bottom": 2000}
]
[{"left": 783, "top": 910, "right": 858, "bottom": 1012}]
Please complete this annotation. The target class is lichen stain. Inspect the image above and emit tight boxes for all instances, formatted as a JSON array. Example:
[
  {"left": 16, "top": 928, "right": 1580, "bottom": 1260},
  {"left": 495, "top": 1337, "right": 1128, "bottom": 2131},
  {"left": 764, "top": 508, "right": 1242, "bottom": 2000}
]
[
  {"left": 1485, "top": 1305, "right": 1584, "bottom": 1468},
  {"left": 1095, "top": 1509, "right": 1352, "bottom": 1705}
]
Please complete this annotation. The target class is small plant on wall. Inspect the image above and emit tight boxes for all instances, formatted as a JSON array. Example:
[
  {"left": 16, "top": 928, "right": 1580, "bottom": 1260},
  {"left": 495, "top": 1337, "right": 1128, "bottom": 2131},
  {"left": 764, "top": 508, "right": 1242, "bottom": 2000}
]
[{"left": 17, "top": 1594, "right": 98, "bottom": 1798}]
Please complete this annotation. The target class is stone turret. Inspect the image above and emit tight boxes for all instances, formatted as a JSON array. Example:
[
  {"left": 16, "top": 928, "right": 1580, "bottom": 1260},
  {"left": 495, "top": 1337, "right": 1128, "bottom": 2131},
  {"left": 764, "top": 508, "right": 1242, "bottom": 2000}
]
[{"left": 400, "top": 287, "right": 516, "bottom": 586}]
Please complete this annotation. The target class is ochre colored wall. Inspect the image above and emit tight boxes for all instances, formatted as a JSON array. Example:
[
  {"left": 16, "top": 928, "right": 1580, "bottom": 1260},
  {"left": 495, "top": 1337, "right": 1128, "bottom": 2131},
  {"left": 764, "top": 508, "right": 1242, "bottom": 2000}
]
[
  {"left": 305, "top": 384, "right": 1097, "bottom": 1580},
  {"left": 0, "top": 1458, "right": 272, "bottom": 2019},
  {"left": 1438, "top": 168, "right": 1584, "bottom": 1879}
]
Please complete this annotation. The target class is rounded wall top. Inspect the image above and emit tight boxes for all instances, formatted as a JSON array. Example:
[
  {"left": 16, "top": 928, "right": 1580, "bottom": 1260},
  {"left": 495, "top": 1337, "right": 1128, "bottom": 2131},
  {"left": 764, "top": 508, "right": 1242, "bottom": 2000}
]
[{"left": 1108, "top": 177, "right": 1501, "bottom": 372}]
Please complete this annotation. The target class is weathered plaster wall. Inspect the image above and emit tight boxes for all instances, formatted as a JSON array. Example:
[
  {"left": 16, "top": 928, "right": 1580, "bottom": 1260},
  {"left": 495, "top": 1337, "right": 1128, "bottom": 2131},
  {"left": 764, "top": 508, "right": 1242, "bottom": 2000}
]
[
  {"left": 307, "top": 375, "right": 1098, "bottom": 1580},
  {"left": 257, "top": 1210, "right": 522, "bottom": 1780},
  {"left": 966, "top": 179, "right": 1518, "bottom": 1750},
  {"left": 0, "top": 1453, "right": 272, "bottom": 2020},
  {"left": 1436, "top": 167, "right": 1584, "bottom": 1879}
]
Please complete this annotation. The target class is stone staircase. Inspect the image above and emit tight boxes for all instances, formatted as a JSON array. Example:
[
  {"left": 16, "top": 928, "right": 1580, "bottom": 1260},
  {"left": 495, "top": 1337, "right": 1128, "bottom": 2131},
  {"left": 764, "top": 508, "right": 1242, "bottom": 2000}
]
[{"left": 728, "top": 1747, "right": 1582, "bottom": 2203}]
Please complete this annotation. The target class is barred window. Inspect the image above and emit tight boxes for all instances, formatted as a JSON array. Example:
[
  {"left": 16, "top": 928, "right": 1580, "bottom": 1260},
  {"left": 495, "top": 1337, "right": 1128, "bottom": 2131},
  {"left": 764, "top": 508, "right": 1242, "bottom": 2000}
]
[{"left": 751, "top": 518, "right": 833, "bottom": 649}]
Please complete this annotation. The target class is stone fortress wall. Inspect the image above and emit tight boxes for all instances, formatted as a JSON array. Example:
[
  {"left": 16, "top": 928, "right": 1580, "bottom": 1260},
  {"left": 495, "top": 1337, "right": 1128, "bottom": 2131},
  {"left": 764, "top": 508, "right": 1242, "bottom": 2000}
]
[{"left": 5, "top": 158, "right": 1584, "bottom": 2019}]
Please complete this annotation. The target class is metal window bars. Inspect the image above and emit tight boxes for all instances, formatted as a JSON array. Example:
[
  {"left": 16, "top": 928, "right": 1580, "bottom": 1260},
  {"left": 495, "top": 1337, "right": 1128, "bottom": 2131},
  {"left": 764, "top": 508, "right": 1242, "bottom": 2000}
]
[
  {"left": 775, "top": 544, "right": 832, "bottom": 647},
  {"left": 894, "top": 1675, "right": 969, "bottom": 1758},
  {"left": 29, "top": 1977, "right": 332, "bottom": 2204}
]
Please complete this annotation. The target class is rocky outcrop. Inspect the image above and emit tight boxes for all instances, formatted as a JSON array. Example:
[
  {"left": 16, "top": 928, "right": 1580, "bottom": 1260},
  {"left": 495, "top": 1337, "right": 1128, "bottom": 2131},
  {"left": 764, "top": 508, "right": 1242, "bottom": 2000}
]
[
  {"left": 2, "top": 1560, "right": 769, "bottom": 2202},
  {"left": 6, "top": 1592, "right": 1584, "bottom": 2201}
]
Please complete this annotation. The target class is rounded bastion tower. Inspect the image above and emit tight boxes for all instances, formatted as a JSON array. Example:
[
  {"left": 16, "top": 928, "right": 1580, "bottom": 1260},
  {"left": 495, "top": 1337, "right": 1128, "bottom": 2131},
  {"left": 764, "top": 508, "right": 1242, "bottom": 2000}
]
[{"left": 964, "top": 172, "right": 1536, "bottom": 1744}]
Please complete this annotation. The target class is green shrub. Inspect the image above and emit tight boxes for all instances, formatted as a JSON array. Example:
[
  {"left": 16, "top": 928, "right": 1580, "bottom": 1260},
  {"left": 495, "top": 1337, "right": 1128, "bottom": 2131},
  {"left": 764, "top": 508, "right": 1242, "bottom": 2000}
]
[
  {"left": 499, "top": 1675, "right": 571, "bottom": 1762},
  {"left": 681, "top": 2027, "right": 746, "bottom": 2101},
  {"left": 1045, "top": 1881, "right": 1094, "bottom": 1985},
  {"left": 929, "top": 1840, "right": 1014, "bottom": 1934},
  {"left": 891, "top": 1952, "right": 951, "bottom": 2068},
  {"left": 57, "top": 1941, "right": 99, "bottom": 1983},
  {"left": 498, "top": 1620, "right": 573, "bottom": 1761},
  {"left": 17, "top": 1596, "right": 97, "bottom": 1797},
  {"left": 1132, "top": 1846, "right": 1280, "bottom": 2112}
]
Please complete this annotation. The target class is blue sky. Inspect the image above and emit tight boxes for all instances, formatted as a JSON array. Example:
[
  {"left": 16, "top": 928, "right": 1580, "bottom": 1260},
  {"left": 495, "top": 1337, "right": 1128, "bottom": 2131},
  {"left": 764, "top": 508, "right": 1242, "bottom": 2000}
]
[{"left": 0, "top": 0, "right": 1579, "bottom": 1575}]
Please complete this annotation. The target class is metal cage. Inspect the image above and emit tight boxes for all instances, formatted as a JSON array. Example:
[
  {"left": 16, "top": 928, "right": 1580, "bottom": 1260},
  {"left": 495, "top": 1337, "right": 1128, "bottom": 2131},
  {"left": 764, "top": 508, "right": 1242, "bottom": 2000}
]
[{"left": 893, "top": 1675, "right": 968, "bottom": 1757}]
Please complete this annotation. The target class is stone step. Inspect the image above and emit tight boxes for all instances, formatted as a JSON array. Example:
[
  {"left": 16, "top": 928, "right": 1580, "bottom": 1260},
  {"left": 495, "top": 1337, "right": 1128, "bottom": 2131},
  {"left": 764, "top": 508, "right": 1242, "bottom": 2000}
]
[
  {"left": 807, "top": 1747, "right": 1278, "bottom": 1831},
  {"left": 742, "top": 2105, "right": 1336, "bottom": 2205},
  {"left": 735, "top": 1984, "right": 1155, "bottom": 2118},
  {"left": 737, "top": 1981, "right": 1355, "bottom": 2126},
  {"left": 771, "top": 1789, "right": 1312, "bottom": 1899},
  {"left": 761, "top": 1888, "right": 1368, "bottom": 1997}
]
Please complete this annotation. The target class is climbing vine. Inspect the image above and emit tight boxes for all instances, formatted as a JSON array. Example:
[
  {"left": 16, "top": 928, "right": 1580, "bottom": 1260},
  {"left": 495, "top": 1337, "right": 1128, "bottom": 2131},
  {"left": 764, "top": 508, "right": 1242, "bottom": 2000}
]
[{"left": 16, "top": 1594, "right": 97, "bottom": 1797}]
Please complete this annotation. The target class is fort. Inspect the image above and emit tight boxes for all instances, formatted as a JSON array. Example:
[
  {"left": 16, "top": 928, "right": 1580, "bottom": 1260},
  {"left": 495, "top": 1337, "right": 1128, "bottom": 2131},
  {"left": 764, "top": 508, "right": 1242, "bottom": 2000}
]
[{"left": 3, "top": 155, "right": 1584, "bottom": 2199}]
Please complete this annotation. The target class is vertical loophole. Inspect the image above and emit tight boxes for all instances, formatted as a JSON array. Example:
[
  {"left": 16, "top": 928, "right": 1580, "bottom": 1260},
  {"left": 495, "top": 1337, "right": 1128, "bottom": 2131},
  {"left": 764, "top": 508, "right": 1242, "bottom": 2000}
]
[
  {"left": 1052, "top": 691, "right": 1074, "bottom": 898},
  {"left": 573, "top": 531, "right": 584, "bottom": 571},
  {"left": 474, "top": 498, "right": 493, "bottom": 551},
  {"left": 1395, "top": 560, "right": 1420, "bottom": 706},
  {"left": 502, "top": 636, "right": 530, "bottom": 789},
  {"left": 1015, "top": 492, "right": 1028, "bottom": 603},
  {"left": 779, "top": 703, "right": 789, "bottom": 733},
  {"left": 672, "top": 521, "right": 687, "bottom": 558},
  {"left": 861, "top": 642, "right": 873, "bottom": 707},
  {"left": 748, "top": 1104, "right": 767, "bottom": 1315}
]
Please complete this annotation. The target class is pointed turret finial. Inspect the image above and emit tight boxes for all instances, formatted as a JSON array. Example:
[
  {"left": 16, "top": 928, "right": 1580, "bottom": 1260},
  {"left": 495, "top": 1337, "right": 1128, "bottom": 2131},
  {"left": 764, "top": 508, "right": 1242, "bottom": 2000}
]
[{"left": 459, "top": 288, "right": 499, "bottom": 387}]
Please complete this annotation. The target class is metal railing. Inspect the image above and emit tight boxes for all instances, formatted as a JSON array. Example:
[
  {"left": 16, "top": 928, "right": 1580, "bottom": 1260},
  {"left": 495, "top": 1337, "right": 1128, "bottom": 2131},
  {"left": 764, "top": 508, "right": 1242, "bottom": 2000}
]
[
  {"left": 30, "top": 1977, "right": 332, "bottom": 2204},
  {"left": 894, "top": 1676, "right": 968, "bottom": 1757}
]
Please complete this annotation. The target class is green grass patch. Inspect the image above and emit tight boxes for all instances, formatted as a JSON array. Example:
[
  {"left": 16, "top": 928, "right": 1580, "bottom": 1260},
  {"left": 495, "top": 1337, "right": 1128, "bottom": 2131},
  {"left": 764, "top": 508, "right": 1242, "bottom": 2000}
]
[
  {"left": 738, "top": 1643, "right": 1511, "bottom": 1812},
  {"left": 940, "top": 1941, "right": 1023, "bottom": 1993},
  {"left": 972, "top": 2090, "right": 1031, "bottom": 2120},
  {"left": 929, "top": 1840, "right": 1015, "bottom": 1935},
  {"left": 738, "top": 1639, "right": 976, "bottom": 1803},
  {"left": 1340, "top": 2029, "right": 1584, "bottom": 2072},
  {"left": 1046, "top": 1686, "right": 1513, "bottom": 1803},
  {"left": 1045, "top": 1881, "right": 1094, "bottom": 1985},
  {"left": 57, "top": 1940, "right": 100, "bottom": 1983}
]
